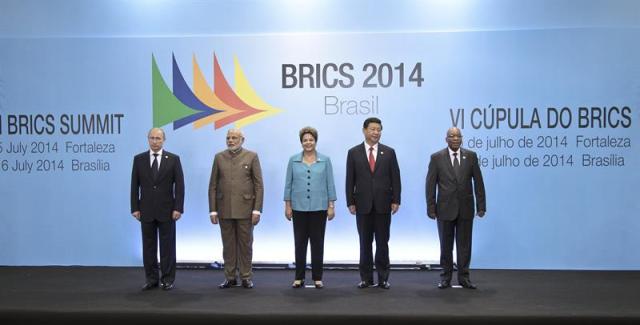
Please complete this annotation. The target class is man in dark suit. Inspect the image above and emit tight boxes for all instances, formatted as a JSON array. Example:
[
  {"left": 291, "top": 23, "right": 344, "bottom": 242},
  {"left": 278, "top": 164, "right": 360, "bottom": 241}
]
[
  {"left": 131, "top": 127, "right": 185, "bottom": 291},
  {"left": 426, "top": 127, "right": 486, "bottom": 289},
  {"left": 346, "top": 117, "right": 401, "bottom": 289}
]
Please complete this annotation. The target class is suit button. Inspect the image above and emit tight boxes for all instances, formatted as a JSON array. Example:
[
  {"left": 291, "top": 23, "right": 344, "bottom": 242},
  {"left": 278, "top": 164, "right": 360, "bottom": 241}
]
[
  {"left": 307, "top": 189, "right": 310, "bottom": 192},
  {"left": 307, "top": 196, "right": 310, "bottom": 199},
  {"left": 307, "top": 183, "right": 310, "bottom": 185},
  {"left": 307, "top": 170, "right": 310, "bottom": 173},
  {"left": 307, "top": 176, "right": 310, "bottom": 179}
]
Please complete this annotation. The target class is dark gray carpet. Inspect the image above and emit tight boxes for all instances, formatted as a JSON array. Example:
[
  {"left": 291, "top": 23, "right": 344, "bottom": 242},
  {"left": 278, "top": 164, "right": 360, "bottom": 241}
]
[{"left": 1, "top": 267, "right": 638, "bottom": 324}]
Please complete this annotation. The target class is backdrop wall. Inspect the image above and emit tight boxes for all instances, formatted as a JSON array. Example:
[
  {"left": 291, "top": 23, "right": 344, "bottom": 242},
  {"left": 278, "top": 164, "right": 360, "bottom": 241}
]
[{"left": 1, "top": 0, "right": 638, "bottom": 269}]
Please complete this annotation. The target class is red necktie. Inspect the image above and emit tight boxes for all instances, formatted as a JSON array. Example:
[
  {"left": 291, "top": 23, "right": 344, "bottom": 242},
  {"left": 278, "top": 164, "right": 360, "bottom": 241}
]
[{"left": 368, "top": 147, "right": 375, "bottom": 172}]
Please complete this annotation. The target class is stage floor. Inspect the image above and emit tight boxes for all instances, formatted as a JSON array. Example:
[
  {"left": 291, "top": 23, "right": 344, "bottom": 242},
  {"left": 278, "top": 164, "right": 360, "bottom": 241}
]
[{"left": 1, "top": 267, "right": 638, "bottom": 324}]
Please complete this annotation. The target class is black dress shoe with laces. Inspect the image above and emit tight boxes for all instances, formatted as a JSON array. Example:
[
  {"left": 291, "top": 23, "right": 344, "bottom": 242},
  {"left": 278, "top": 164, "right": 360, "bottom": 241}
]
[
  {"left": 218, "top": 279, "right": 237, "bottom": 289},
  {"left": 459, "top": 280, "right": 477, "bottom": 289},
  {"left": 357, "top": 281, "right": 373, "bottom": 289},
  {"left": 437, "top": 280, "right": 451, "bottom": 289},
  {"left": 161, "top": 282, "right": 174, "bottom": 291},
  {"left": 141, "top": 282, "right": 159, "bottom": 291},
  {"left": 242, "top": 279, "right": 254, "bottom": 289},
  {"left": 378, "top": 281, "right": 391, "bottom": 289}
]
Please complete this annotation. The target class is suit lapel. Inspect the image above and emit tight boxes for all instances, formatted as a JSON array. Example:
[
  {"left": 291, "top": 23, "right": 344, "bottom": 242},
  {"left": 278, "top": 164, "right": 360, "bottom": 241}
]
[
  {"left": 142, "top": 154, "right": 155, "bottom": 183},
  {"left": 156, "top": 153, "right": 170, "bottom": 182},
  {"left": 459, "top": 149, "right": 468, "bottom": 171},
  {"left": 374, "top": 144, "right": 385, "bottom": 174},
  {"left": 358, "top": 143, "right": 372, "bottom": 174},
  {"left": 442, "top": 148, "right": 456, "bottom": 179}
]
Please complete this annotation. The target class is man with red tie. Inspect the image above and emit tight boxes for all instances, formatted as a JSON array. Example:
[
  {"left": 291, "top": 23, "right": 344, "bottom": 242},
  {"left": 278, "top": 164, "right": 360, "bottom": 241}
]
[{"left": 345, "top": 117, "right": 401, "bottom": 289}]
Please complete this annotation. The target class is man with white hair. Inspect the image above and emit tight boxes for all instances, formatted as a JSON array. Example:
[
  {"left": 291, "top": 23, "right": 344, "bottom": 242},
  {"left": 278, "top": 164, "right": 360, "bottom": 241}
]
[{"left": 208, "top": 128, "right": 264, "bottom": 289}]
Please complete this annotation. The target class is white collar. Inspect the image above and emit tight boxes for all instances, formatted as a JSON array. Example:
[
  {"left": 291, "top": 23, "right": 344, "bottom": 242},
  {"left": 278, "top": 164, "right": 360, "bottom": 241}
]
[
  {"left": 150, "top": 149, "right": 164, "bottom": 157},
  {"left": 364, "top": 142, "right": 378, "bottom": 152}
]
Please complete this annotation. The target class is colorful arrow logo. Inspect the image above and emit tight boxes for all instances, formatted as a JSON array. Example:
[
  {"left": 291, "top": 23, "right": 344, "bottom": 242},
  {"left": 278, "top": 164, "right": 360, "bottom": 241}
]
[{"left": 152, "top": 53, "right": 282, "bottom": 130}]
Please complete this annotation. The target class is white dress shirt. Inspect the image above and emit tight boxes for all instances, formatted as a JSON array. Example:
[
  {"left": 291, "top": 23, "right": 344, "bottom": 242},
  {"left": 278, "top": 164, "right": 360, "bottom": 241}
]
[
  {"left": 149, "top": 149, "right": 164, "bottom": 168},
  {"left": 364, "top": 142, "right": 378, "bottom": 162}
]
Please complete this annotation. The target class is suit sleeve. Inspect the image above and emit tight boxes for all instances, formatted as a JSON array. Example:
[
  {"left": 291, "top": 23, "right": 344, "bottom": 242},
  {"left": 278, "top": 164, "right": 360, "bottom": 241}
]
[
  {"left": 390, "top": 149, "right": 401, "bottom": 205},
  {"left": 471, "top": 152, "right": 486, "bottom": 213},
  {"left": 345, "top": 149, "right": 355, "bottom": 206},
  {"left": 426, "top": 154, "right": 438, "bottom": 217},
  {"left": 173, "top": 155, "right": 185, "bottom": 213},
  {"left": 283, "top": 157, "right": 293, "bottom": 201},
  {"left": 208, "top": 156, "right": 219, "bottom": 213},
  {"left": 252, "top": 154, "right": 264, "bottom": 212},
  {"left": 326, "top": 157, "right": 337, "bottom": 202},
  {"left": 130, "top": 156, "right": 140, "bottom": 213}
]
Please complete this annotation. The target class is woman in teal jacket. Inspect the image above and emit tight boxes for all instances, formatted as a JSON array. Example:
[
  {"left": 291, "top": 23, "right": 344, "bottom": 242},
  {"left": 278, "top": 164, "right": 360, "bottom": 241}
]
[{"left": 284, "top": 126, "right": 337, "bottom": 289}]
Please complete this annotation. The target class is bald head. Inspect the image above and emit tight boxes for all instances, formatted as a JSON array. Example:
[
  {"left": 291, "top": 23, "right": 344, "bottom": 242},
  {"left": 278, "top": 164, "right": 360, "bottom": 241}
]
[{"left": 446, "top": 127, "right": 461, "bottom": 137}]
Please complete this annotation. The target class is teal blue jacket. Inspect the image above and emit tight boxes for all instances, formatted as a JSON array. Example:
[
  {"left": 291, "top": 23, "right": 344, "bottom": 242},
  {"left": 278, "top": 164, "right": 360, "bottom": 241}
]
[{"left": 284, "top": 152, "right": 337, "bottom": 211}]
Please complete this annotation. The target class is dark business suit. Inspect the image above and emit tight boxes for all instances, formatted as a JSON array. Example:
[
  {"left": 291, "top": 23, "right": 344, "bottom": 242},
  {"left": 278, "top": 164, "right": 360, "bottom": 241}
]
[
  {"left": 131, "top": 150, "right": 184, "bottom": 285},
  {"left": 346, "top": 142, "right": 401, "bottom": 283},
  {"left": 426, "top": 148, "right": 485, "bottom": 283}
]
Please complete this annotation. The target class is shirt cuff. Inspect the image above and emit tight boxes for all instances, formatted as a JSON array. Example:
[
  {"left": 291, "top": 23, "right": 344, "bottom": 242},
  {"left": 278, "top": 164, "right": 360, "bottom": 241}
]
[
  {"left": 252, "top": 210, "right": 261, "bottom": 215},
  {"left": 209, "top": 212, "right": 218, "bottom": 217}
]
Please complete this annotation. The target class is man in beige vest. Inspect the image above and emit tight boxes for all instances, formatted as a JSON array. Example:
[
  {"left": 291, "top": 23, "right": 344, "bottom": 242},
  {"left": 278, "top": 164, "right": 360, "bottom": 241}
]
[{"left": 209, "top": 128, "right": 264, "bottom": 289}]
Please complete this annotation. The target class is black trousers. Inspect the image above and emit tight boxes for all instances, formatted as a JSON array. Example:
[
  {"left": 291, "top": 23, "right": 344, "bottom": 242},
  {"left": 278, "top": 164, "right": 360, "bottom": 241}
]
[
  {"left": 356, "top": 210, "right": 391, "bottom": 283},
  {"left": 141, "top": 219, "right": 176, "bottom": 285},
  {"left": 292, "top": 210, "right": 327, "bottom": 281},
  {"left": 437, "top": 217, "right": 473, "bottom": 282}
]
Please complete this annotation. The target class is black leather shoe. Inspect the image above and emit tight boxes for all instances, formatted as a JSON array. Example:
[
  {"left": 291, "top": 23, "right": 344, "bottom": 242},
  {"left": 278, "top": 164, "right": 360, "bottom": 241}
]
[
  {"left": 378, "top": 281, "right": 391, "bottom": 289},
  {"left": 242, "top": 279, "right": 254, "bottom": 289},
  {"left": 141, "top": 282, "right": 159, "bottom": 291},
  {"left": 161, "top": 282, "right": 174, "bottom": 291},
  {"left": 218, "top": 279, "right": 237, "bottom": 289},
  {"left": 357, "top": 281, "right": 373, "bottom": 289},
  {"left": 460, "top": 280, "right": 477, "bottom": 289},
  {"left": 438, "top": 280, "right": 451, "bottom": 289}
]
